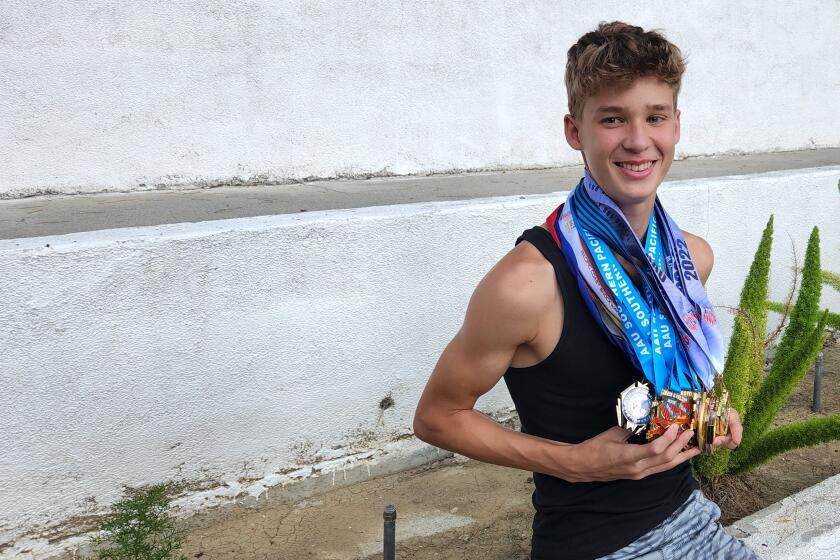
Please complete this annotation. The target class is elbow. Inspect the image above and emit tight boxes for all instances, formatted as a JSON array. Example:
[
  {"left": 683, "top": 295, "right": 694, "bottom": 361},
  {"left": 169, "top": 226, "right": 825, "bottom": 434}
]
[
  {"left": 413, "top": 400, "right": 447, "bottom": 446},
  {"left": 412, "top": 406, "right": 433, "bottom": 443},
  {"left": 413, "top": 403, "right": 462, "bottom": 451}
]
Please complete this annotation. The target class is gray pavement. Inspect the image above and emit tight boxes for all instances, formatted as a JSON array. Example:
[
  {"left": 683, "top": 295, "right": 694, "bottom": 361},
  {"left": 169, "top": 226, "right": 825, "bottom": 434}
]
[
  {"left": 728, "top": 473, "right": 840, "bottom": 559},
  {"left": 1, "top": 148, "right": 838, "bottom": 240}
]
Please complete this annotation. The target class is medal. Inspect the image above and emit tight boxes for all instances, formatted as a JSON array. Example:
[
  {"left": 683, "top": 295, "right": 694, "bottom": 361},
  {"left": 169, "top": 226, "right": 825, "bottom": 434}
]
[
  {"left": 617, "top": 381, "right": 731, "bottom": 454},
  {"left": 616, "top": 382, "right": 653, "bottom": 435}
]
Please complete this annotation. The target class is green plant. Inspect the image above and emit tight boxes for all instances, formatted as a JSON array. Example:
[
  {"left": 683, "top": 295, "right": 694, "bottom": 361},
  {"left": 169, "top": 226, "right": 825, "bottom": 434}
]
[
  {"left": 822, "top": 270, "right": 840, "bottom": 293},
  {"left": 693, "top": 217, "right": 839, "bottom": 479},
  {"left": 767, "top": 270, "right": 840, "bottom": 330},
  {"left": 89, "top": 484, "right": 186, "bottom": 560}
]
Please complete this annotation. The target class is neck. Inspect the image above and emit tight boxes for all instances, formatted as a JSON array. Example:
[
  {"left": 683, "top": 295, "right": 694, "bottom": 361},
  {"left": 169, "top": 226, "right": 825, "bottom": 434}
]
[{"left": 618, "top": 198, "right": 656, "bottom": 242}]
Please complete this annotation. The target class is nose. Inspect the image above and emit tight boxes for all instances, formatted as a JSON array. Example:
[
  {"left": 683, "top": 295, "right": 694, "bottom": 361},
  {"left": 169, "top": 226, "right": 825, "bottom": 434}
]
[{"left": 621, "top": 120, "right": 650, "bottom": 153}]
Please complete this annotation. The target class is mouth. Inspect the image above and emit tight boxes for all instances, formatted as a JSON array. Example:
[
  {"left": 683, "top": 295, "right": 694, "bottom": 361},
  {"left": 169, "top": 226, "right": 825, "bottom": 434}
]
[{"left": 613, "top": 159, "right": 657, "bottom": 178}]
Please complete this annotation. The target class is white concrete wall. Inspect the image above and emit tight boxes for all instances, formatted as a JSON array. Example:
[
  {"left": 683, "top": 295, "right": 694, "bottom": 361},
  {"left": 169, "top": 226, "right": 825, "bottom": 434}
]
[
  {"left": 2, "top": 1, "right": 839, "bottom": 198},
  {"left": 1, "top": 167, "right": 838, "bottom": 556}
]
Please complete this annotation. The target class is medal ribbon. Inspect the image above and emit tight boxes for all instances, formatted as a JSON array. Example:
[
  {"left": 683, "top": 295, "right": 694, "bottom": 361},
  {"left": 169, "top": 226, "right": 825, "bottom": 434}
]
[{"left": 546, "top": 170, "right": 724, "bottom": 394}]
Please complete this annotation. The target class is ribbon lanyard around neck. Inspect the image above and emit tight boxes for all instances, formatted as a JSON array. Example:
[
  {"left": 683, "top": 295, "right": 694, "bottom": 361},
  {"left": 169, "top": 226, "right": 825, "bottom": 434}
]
[
  {"left": 574, "top": 172, "right": 721, "bottom": 388},
  {"left": 582, "top": 212, "right": 698, "bottom": 395}
]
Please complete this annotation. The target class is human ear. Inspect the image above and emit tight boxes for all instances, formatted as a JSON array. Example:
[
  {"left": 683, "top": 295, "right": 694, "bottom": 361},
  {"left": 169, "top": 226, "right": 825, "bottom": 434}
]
[
  {"left": 674, "top": 109, "right": 681, "bottom": 145},
  {"left": 564, "top": 114, "right": 583, "bottom": 151}
]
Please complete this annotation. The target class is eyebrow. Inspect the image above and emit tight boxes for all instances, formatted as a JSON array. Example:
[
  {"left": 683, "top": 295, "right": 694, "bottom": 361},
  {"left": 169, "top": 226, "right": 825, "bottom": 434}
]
[{"left": 595, "top": 104, "right": 673, "bottom": 113}]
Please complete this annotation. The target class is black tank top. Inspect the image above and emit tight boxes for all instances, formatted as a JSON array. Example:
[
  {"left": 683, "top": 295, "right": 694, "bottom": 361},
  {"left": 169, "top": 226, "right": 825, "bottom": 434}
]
[{"left": 503, "top": 226, "right": 697, "bottom": 560}]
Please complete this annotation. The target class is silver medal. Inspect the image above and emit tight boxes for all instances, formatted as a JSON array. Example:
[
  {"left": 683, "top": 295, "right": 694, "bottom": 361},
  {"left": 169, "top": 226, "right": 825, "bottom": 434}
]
[{"left": 616, "top": 382, "right": 653, "bottom": 433}]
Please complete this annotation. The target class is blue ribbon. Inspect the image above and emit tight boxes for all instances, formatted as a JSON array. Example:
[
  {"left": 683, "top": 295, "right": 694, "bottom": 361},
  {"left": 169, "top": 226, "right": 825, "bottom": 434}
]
[{"left": 548, "top": 171, "right": 723, "bottom": 394}]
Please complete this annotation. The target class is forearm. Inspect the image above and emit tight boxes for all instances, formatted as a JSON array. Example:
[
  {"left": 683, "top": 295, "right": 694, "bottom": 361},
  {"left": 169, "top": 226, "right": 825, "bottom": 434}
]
[{"left": 414, "top": 408, "right": 579, "bottom": 480}]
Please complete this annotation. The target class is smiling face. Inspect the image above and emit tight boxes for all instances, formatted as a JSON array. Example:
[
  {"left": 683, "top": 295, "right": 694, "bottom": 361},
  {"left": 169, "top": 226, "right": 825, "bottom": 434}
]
[{"left": 564, "top": 76, "right": 681, "bottom": 206}]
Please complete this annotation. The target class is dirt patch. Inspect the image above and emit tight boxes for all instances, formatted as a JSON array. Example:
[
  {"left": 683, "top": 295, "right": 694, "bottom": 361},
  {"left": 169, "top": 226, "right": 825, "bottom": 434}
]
[{"left": 179, "top": 457, "right": 533, "bottom": 560}]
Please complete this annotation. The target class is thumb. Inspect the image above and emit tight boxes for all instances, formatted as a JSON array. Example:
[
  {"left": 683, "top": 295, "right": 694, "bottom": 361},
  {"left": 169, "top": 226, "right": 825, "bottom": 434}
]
[{"left": 600, "top": 426, "right": 634, "bottom": 443}]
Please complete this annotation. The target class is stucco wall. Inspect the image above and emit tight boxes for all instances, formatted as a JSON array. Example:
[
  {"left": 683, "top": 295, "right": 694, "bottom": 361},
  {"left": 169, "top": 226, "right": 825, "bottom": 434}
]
[
  {"left": 1, "top": 167, "right": 838, "bottom": 555},
  {"left": 2, "top": 1, "right": 839, "bottom": 197}
]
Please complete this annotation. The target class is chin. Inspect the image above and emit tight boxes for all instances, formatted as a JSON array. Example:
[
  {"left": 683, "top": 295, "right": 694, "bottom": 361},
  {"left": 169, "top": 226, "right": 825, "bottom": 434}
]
[{"left": 600, "top": 173, "right": 660, "bottom": 203}]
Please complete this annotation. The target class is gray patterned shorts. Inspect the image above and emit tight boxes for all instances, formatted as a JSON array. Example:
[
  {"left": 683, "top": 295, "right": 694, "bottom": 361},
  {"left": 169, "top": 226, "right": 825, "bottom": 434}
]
[{"left": 597, "top": 489, "right": 760, "bottom": 559}]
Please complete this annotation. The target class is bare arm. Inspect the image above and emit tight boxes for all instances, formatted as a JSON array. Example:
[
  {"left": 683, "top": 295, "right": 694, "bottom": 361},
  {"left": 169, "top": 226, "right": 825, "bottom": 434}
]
[
  {"left": 413, "top": 244, "right": 700, "bottom": 482},
  {"left": 414, "top": 250, "right": 576, "bottom": 477}
]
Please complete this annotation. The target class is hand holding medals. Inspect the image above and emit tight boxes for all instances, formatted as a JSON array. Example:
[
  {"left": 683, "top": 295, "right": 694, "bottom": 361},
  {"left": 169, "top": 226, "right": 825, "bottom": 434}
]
[
  {"left": 558, "top": 408, "right": 742, "bottom": 483},
  {"left": 617, "top": 381, "right": 732, "bottom": 454},
  {"left": 559, "top": 424, "right": 701, "bottom": 483}
]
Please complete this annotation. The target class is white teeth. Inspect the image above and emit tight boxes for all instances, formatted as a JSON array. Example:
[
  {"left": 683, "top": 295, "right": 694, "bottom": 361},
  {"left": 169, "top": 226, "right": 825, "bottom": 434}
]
[{"left": 617, "top": 161, "right": 653, "bottom": 172}]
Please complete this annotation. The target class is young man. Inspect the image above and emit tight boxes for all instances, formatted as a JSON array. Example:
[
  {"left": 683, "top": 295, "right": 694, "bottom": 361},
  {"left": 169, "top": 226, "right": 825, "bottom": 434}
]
[{"left": 413, "top": 22, "right": 759, "bottom": 559}]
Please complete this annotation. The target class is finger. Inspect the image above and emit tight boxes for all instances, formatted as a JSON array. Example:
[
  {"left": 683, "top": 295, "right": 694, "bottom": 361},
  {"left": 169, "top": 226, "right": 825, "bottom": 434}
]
[
  {"left": 713, "top": 433, "right": 742, "bottom": 450},
  {"left": 638, "top": 428, "right": 695, "bottom": 470},
  {"left": 602, "top": 426, "right": 635, "bottom": 443},
  {"left": 643, "top": 424, "right": 682, "bottom": 457},
  {"left": 640, "top": 445, "right": 702, "bottom": 479},
  {"left": 720, "top": 434, "right": 740, "bottom": 450},
  {"left": 623, "top": 425, "right": 676, "bottom": 462},
  {"left": 710, "top": 412, "right": 740, "bottom": 450},
  {"left": 729, "top": 410, "right": 743, "bottom": 445}
]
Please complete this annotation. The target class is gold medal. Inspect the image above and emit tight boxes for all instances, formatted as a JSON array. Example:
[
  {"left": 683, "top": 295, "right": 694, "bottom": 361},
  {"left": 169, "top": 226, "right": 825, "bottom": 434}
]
[{"left": 616, "top": 382, "right": 730, "bottom": 455}]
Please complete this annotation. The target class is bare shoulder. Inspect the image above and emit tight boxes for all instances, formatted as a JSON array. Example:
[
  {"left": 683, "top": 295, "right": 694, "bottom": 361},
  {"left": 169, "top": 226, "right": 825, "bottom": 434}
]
[
  {"left": 415, "top": 236, "right": 559, "bottom": 413},
  {"left": 463, "top": 238, "right": 557, "bottom": 349},
  {"left": 681, "top": 230, "right": 714, "bottom": 285}
]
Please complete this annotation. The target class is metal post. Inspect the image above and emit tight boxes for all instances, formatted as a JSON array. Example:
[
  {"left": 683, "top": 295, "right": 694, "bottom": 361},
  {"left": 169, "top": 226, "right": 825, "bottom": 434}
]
[
  {"left": 383, "top": 504, "right": 396, "bottom": 560},
  {"left": 813, "top": 351, "right": 824, "bottom": 413}
]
